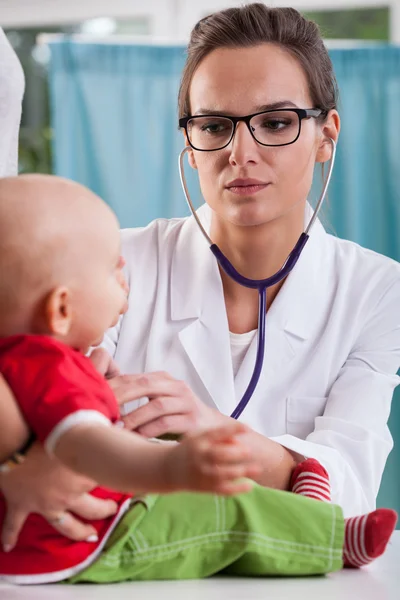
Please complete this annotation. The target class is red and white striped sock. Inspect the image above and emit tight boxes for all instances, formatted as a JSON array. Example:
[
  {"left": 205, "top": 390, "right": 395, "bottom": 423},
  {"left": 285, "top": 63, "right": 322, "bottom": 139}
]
[
  {"left": 343, "top": 509, "right": 397, "bottom": 568},
  {"left": 290, "top": 458, "right": 331, "bottom": 502}
]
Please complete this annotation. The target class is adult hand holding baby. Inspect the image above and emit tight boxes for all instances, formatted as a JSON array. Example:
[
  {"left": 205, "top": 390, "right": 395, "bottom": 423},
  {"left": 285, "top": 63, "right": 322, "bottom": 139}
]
[
  {"left": 0, "top": 443, "right": 118, "bottom": 552},
  {"left": 0, "top": 347, "right": 124, "bottom": 552},
  {"left": 106, "top": 370, "right": 228, "bottom": 437}
]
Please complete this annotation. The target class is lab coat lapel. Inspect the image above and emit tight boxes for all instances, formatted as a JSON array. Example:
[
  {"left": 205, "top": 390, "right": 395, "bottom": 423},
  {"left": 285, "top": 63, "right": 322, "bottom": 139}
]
[
  {"left": 234, "top": 208, "right": 329, "bottom": 406},
  {"left": 170, "top": 205, "right": 236, "bottom": 414}
]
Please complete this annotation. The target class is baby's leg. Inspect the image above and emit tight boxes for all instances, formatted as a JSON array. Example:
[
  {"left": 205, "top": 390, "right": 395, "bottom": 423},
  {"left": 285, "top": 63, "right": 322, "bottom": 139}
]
[
  {"left": 290, "top": 457, "right": 331, "bottom": 502},
  {"left": 291, "top": 458, "right": 397, "bottom": 567},
  {"left": 69, "top": 484, "right": 345, "bottom": 583},
  {"left": 342, "top": 509, "right": 397, "bottom": 567}
]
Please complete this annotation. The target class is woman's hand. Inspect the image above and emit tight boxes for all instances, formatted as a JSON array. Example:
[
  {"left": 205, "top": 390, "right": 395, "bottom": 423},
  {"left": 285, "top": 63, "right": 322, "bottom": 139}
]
[
  {"left": 91, "top": 359, "right": 299, "bottom": 490},
  {"left": 108, "top": 369, "right": 300, "bottom": 490},
  {"left": 107, "top": 371, "right": 228, "bottom": 437},
  {"left": 0, "top": 443, "right": 117, "bottom": 552},
  {"left": 90, "top": 347, "right": 121, "bottom": 380}
]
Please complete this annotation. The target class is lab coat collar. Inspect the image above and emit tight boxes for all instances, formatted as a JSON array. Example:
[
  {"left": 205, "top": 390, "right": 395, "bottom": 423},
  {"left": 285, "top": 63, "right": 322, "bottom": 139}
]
[
  {"left": 171, "top": 202, "right": 328, "bottom": 341},
  {"left": 280, "top": 203, "right": 328, "bottom": 341},
  {"left": 170, "top": 203, "right": 214, "bottom": 321}
]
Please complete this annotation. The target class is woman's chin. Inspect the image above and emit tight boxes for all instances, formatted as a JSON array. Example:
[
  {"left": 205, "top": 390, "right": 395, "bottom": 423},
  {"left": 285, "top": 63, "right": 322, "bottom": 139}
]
[{"left": 226, "top": 204, "right": 280, "bottom": 228}]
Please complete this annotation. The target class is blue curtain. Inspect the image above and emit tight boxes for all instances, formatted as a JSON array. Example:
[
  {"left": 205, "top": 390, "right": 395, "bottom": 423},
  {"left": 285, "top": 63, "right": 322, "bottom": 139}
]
[
  {"left": 48, "top": 41, "right": 400, "bottom": 514},
  {"left": 48, "top": 41, "right": 192, "bottom": 227}
]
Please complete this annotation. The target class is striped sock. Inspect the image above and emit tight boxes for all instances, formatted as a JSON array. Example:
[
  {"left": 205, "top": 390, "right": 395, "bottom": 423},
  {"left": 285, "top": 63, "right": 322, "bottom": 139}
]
[
  {"left": 290, "top": 458, "right": 331, "bottom": 502},
  {"left": 343, "top": 509, "right": 397, "bottom": 568}
]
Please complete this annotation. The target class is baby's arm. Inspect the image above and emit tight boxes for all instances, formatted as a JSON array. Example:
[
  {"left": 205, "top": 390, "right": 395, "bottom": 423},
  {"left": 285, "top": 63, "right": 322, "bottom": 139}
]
[
  {"left": 53, "top": 420, "right": 261, "bottom": 496},
  {"left": 0, "top": 375, "right": 30, "bottom": 464}
]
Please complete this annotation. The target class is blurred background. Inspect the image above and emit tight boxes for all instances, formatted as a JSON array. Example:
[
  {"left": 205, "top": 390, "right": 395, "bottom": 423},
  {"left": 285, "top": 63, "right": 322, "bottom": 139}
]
[{"left": 1, "top": 0, "right": 400, "bottom": 516}]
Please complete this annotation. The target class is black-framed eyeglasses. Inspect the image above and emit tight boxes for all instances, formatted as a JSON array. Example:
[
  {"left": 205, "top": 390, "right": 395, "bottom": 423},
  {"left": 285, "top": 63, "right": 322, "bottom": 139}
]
[{"left": 179, "top": 108, "right": 325, "bottom": 152}]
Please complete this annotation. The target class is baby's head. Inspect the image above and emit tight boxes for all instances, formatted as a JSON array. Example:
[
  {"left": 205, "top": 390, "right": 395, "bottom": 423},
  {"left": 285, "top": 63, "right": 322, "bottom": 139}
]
[{"left": 0, "top": 174, "right": 127, "bottom": 351}]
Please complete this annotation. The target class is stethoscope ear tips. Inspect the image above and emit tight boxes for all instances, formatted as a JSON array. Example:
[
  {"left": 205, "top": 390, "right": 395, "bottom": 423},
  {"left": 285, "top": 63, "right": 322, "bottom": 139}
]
[{"left": 328, "top": 137, "right": 336, "bottom": 150}]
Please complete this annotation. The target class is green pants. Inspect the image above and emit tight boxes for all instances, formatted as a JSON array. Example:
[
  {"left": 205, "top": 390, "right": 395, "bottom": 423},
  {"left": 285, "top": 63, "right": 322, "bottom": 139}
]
[{"left": 69, "top": 484, "right": 344, "bottom": 583}]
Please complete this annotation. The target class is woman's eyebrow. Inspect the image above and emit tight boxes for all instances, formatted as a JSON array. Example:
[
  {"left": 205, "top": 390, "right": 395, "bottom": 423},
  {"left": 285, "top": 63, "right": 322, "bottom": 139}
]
[{"left": 193, "top": 100, "right": 299, "bottom": 116}]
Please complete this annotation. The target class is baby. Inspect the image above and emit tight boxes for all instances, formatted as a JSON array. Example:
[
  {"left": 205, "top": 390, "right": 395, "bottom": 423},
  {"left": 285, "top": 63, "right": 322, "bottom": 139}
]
[{"left": 0, "top": 175, "right": 396, "bottom": 584}]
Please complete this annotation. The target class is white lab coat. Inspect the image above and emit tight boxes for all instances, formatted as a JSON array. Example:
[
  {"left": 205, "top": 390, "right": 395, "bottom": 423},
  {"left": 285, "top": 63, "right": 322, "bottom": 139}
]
[
  {"left": 103, "top": 204, "right": 400, "bottom": 517},
  {"left": 0, "top": 28, "right": 24, "bottom": 177}
]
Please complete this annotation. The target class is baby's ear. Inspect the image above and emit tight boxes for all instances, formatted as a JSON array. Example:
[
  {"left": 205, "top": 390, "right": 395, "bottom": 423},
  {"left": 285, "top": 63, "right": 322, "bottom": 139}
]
[{"left": 44, "top": 286, "right": 72, "bottom": 336}]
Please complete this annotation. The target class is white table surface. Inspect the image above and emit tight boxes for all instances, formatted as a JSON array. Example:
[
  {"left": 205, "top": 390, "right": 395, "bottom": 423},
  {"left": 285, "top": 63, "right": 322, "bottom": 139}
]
[{"left": 1, "top": 531, "right": 399, "bottom": 600}]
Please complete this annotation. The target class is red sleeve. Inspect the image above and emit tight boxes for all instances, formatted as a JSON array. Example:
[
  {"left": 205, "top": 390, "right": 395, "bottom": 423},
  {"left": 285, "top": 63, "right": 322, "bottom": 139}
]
[{"left": 0, "top": 337, "right": 119, "bottom": 452}]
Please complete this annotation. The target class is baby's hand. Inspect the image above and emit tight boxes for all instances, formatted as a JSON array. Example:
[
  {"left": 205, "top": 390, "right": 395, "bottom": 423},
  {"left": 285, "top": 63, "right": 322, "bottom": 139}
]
[{"left": 166, "top": 421, "right": 261, "bottom": 495}]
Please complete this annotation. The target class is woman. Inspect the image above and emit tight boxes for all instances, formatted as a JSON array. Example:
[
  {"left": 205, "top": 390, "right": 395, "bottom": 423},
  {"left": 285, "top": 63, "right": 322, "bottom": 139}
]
[
  {"left": 1, "top": 3, "right": 399, "bottom": 551},
  {"left": 103, "top": 3, "right": 399, "bottom": 515}
]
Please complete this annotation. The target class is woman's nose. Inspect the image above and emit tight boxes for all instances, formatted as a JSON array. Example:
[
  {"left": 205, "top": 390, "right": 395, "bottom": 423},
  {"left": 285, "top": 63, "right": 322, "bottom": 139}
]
[{"left": 228, "top": 121, "right": 261, "bottom": 167}]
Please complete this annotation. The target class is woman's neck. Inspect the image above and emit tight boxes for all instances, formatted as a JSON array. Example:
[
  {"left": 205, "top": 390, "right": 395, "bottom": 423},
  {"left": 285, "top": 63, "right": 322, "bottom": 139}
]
[
  {"left": 210, "top": 203, "right": 305, "bottom": 332},
  {"left": 211, "top": 203, "right": 305, "bottom": 280}
]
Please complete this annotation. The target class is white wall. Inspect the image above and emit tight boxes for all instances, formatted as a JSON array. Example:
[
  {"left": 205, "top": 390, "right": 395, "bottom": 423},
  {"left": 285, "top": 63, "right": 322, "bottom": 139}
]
[{"left": 1, "top": 0, "right": 399, "bottom": 43}]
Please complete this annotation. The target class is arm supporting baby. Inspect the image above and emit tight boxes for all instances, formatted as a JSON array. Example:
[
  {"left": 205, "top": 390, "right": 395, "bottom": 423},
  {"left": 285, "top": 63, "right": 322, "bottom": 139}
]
[{"left": 0, "top": 376, "right": 29, "bottom": 466}]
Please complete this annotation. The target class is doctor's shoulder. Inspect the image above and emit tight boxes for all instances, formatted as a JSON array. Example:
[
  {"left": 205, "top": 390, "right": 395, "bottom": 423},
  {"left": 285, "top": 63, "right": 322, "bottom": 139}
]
[{"left": 328, "top": 234, "right": 400, "bottom": 316}]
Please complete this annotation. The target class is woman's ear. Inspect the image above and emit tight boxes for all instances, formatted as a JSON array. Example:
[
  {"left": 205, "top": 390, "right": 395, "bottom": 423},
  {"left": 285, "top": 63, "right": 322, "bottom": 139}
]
[
  {"left": 184, "top": 131, "right": 198, "bottom": 170},
  {"left": 44, "top": 286, "right": 73, "bottom": 337},
  {"left": 316, "top": 110, "right": 340, "bottom": 163}
]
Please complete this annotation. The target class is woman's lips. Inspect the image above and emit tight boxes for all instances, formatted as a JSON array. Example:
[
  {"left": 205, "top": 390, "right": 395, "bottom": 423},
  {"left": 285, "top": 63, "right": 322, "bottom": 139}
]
[{"left": 226, "top": 183, "right": 270, "bottom": 195}]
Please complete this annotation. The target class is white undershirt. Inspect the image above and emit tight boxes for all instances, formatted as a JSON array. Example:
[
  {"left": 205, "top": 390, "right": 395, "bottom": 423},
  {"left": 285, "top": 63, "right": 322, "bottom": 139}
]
[{"left": 229, "top": 329, "right": 257, "bottom": 378}]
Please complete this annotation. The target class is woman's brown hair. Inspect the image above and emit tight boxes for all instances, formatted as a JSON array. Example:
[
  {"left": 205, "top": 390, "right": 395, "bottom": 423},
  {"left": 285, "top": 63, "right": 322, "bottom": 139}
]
[{"left": 178, "top": 3, "right": 338, "bottom": 119}]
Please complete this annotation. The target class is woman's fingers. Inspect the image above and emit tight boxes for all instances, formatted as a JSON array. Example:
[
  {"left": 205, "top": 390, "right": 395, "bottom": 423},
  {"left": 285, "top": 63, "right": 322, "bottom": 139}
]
[
  {"left": 0, "top": 442, "right": 115, "bottom": 546},
  {"left": 122, "top": 397, "right": 190, "bottom": 432},
  {"left": 45, "top": 511, "right": 98, "bottom": 542},
  {"left": 1, "top": 505, "right": 29, "bottom": 552},
  {"left": 108, "top": 372, "right": 182, "bottom": 407},
  {"left": 90, "top": 348, "right": 120, "bottom": 379},
  {"left": 133, "top": 414, "right": 197, "bottom": 438},
  {"left": 0, "top": 496, "right": 115, "bottom": 551},
  {"left": 69, "top": 493, "right": 118, "bottom": 521},
  {"left": 109, "top": 372, "right": 224, "bottom": 437}
]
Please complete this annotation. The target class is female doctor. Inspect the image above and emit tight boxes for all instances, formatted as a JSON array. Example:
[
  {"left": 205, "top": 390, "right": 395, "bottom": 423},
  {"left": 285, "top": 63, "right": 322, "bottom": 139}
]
[
  {"left": 103, "top": 3, "right": 400, "bottom": 517},
  {"left": 1, "top": 4, "right": 399, "bottom": 547}
]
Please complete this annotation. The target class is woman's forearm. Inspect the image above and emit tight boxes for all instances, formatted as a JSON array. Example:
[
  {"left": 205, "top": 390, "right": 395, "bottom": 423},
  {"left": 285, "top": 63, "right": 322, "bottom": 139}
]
[{"left": 239, "top": 429, "right": 302, "bottom": 490}]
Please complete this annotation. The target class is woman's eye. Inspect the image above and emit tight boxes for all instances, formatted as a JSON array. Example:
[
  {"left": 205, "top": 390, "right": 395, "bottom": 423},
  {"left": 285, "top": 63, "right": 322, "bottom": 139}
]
[
  {"left": 263, "top": 119, "right": 290, "bottom": 130},
  {"left": 201, "top": 123, "right": 226, "bottom": 134}
]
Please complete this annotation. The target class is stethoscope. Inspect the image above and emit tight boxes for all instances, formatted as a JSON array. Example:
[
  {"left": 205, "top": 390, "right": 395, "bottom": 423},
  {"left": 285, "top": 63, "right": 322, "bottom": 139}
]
[{"left": 178, "top": 138, "right": 337, "bottom": 419}]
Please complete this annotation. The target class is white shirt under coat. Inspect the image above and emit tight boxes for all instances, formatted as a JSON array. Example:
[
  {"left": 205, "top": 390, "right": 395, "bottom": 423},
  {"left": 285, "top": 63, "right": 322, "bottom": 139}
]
[{"left": 103, "top": 204, "right": 400, "bottom": 518}]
